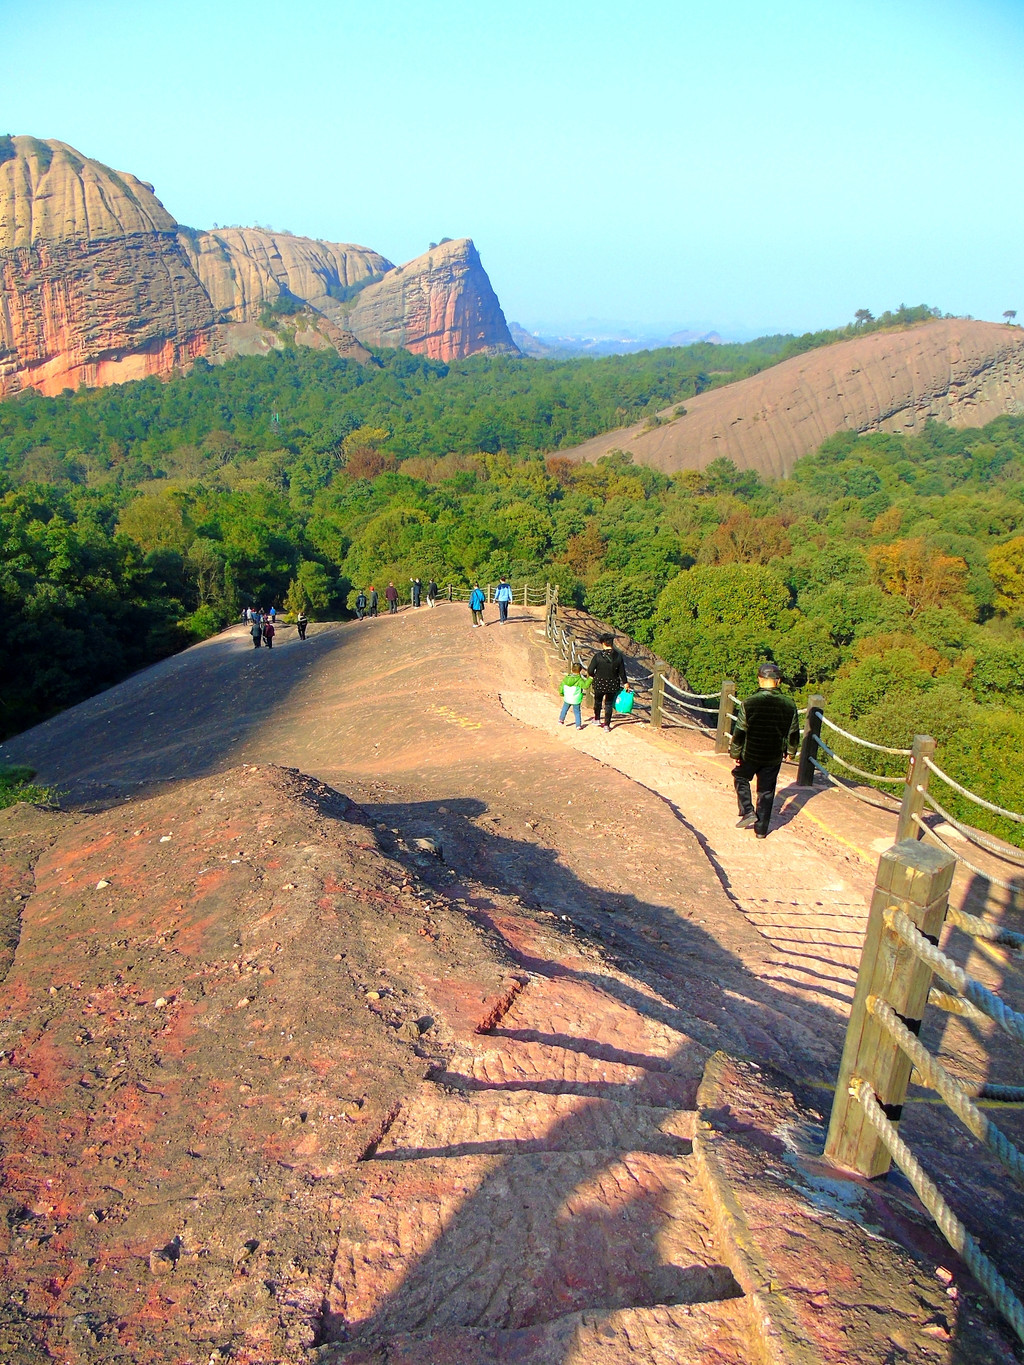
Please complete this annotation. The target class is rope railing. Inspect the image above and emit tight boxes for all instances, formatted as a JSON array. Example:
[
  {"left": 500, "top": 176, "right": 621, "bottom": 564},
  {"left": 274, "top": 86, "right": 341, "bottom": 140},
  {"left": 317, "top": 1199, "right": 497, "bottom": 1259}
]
[
  {"left": 661, "top": 677, "right": 719, "bottom": 702},
  {"left": 922, "top": 791, "right": 1024, "bottom": 869},
  {"left": 814, "top": 735, "right": 905, "bottom": 786},
  {"left": 809, "top": 756, "right": 902, "bottom": 813},
  {"left": 947, "top": 907, "right": 1024, "bottom": 952},
  {"left": 924, "top": 756, "right": 1024, "bottom": 826},
  {"left": 849, "top": 1080, "right": 1024, "bottom": 1346},
  {"left": 913, "top": 815, "right": 1023, "bottom": 896},
  {"left": 819, "top": 715, "right": 912, "bottom": 756}
]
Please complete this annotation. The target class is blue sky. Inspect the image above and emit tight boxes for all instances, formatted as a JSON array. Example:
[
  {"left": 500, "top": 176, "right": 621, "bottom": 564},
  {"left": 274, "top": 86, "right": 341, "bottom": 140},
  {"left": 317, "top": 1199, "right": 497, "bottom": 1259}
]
[{"left": 4, "top": 0, "right": 1023, "bottom": 337}]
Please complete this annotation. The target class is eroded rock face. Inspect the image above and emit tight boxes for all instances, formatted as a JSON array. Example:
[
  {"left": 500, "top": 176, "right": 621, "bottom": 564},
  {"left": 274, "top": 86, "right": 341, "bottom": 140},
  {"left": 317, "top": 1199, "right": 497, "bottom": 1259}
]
[
  {"left": 344, "top": 238, "right": 518, "bottom": 360},
  {"left": 566, "top": 318, "right": 1024, "bottom": 479},
  {"left": 0, "top": 136, "right": 515, "bottom": 398}
]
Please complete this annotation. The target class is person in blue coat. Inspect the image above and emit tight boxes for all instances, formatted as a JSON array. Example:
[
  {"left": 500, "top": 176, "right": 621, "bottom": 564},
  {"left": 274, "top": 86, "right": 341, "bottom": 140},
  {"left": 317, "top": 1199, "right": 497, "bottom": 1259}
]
[
  {"left": 495, "top": 576, "right": 513, "bottom": 624},
  {"left": 469, "top": 583, "right": 486, "bottom": 627}
]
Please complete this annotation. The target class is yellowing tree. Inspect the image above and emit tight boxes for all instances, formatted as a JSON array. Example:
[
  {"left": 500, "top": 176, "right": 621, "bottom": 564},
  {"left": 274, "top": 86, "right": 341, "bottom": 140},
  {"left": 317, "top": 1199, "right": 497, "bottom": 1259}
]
[
  {"left": 989, "top": 535, "right": 1024, "bottom": 611},
  {"left": 867, "top": 538, "right": 970, "bottom": 617}
]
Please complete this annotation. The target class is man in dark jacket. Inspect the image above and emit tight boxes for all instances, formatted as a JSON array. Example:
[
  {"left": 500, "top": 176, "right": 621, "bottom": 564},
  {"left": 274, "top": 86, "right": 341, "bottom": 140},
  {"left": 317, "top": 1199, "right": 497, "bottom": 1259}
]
[
  {"left": 585, "top": 632, "right": 630, "bottom": 730},
  {"left": 730, "top": 662, "right": 800, "bottom": 839}
]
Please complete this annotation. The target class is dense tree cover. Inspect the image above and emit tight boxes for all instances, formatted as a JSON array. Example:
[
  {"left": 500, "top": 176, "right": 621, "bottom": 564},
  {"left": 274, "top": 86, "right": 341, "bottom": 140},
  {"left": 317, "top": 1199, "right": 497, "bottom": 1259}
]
[{"left": 1, "top": 329, "right": 1022, "bottom": 840}]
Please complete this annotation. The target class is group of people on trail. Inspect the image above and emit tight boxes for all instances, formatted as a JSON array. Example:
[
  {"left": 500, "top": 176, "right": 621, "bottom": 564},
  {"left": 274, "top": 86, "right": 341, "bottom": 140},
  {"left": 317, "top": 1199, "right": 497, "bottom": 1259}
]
[
  {"left": 242, "top": 603, "right": 308, "bottom": 647},
  {"left": 558, "top": 637, "right": 798, "bottom": 840},
  {"left": 355, "top": 579, "right": 440, "bottom": 620}
]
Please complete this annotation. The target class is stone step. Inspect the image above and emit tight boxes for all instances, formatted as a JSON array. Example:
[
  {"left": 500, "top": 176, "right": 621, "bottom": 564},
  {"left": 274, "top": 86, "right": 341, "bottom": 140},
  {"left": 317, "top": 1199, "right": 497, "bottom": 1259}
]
[
  {"left": 323, "top": 1151, "right": 738, "bottom": 1343},
  {"left": 320, "top": 1298, "right": 756, "bottom": 1364},
  {"left": 431, "top": 1040, "right": 699, "bottom": 1108},
  {"left": 372, "top": 1085, "right": 694, "bottom": 1159}
]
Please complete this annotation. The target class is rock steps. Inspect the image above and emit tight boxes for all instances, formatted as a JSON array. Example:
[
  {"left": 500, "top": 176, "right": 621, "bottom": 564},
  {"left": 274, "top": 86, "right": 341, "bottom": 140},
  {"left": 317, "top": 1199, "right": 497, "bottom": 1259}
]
[{"left": 318, "top": 942, "right": 758, "bottom": 1362}]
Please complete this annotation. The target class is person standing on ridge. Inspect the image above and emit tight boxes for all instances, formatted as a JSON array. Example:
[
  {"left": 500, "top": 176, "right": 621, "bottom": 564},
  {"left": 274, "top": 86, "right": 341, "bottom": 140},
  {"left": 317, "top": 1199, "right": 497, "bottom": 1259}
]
[
  {"left": 411, "top": 577, "right": 422, "bottom": 607},
  {"left": 250, "top": 615, "right": 263, "bottom": 648},
  {"left": 495, "top": 576, "right": 513, "bottom": 624},
  {"left": 426, "top": 579, "right": 439, "bottom": 608},
  {"left": 730, "top": 661, "right": 799, "bottom": 840},
  {"left": 368, "top": 586, "right": 379, "bottom": 618},
  {"left": 262, "top": 617, "right": 276, "bottom": 649},
  {"left": 296, "top": 611, "right": 308, "bottom": 641},
  {"left": 355, "top": 589, "right": 367, "bottom": 620},
  {"left": 585, "top": 632, "right": 630, "bottom": 730},
  {"left": 385, "top": 582, "right": 399, "bottom": 615},
  {"left": 469, "top": 583, "right": 486, "bottom": 628}
]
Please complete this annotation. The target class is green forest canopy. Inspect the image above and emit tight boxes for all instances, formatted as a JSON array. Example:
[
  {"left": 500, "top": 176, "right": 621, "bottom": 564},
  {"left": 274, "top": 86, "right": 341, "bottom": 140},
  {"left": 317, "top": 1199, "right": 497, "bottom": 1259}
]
[{"left": 1, "top": 310, "right": 1022, "bottom": 839}]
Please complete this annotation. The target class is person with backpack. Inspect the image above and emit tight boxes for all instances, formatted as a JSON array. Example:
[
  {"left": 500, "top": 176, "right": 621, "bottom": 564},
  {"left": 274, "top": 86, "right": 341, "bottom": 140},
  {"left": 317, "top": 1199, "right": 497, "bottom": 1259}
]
[
  {"left": 584, "top": 632, "right": 630, "bottom": 729},
  {"left": 368, "top": 587, "right": 379, "bottom": 617},
  {"left": 469, "top": 583, "right": 486, "bottom": 627},
  {"left": 426, "top": 579, "right": 439, "bottom": 608},
  {"left": 494, "top": 576, "right": 513, "bottom": 624},
  {"left": 296, "top": 611, "right": 308, "bottom": 641},
  {"left": 385, "top": 582, "right": 399, "bottom": 615},
  {"left": 557, "top": 670, "right": 590, "bottom": 729},
  {"left": 355, "top": 589, "right": 367, "bottom": 620},
  {"left": 411, "top": 577, "right": 422, "bottom": 607},
  {"left": 729, "top": 661, "right": 800, "bottom": 840}
]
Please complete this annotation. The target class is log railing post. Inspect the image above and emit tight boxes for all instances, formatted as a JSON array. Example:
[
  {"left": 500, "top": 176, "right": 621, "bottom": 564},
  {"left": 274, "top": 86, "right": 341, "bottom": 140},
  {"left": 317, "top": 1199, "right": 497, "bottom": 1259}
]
[
  {"left": 447, "top": 584, "right": 453, "bottom": 602},
  {"left": 714, "top": 680, "right": 736, "bottom": 754},
  {"left": 545, "top": 581, "right": 551, "bottom": 609},
  {"left": 523, "top": 582, "right": 529, "bottom": 606},
  {"left": 796, "top": 694, "right": 826, "bottom": 787},
  {"left": 825, "top": 839, "right": 955, "bottom": 1177},
  {"left": 896, "top": 735, "right": 936, "bottom": 843},
  {"left": 651, "top": 666, "right": 665, "bottom": 729}
]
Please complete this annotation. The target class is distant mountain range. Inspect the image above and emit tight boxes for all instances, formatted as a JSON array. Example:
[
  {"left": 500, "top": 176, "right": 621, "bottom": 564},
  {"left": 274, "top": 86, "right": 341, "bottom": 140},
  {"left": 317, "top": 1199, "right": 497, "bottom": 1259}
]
[
  {"left": 508, "top": 321, "right": 724, "bottom": 358},
  {"left": 0, "top": 135, "right": 517, "bottom": 398}
]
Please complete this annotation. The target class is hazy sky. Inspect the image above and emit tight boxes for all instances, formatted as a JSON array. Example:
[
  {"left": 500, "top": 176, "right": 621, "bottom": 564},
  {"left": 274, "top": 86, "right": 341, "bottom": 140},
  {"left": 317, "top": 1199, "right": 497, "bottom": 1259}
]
[{"left": 4, "top": 0, "right": 1023, "bottom": 336}]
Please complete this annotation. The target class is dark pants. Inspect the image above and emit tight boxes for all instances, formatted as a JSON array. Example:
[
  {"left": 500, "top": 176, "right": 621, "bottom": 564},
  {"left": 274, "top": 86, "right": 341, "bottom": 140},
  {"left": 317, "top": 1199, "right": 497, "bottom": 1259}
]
[
  {"left": 264, "top": 634, "right": 273, "bottom": 649},
  {"left": 593, "top": 686, "right": 619, "bottom": 724},
  {"left": 252, "top": 633, "right": 261, "bottom": 648},
  {"left": 297, "top": 622, "right": 307, "bottom": 640},
  {"left": 388, "top": 600, "right": 398, "bottom": 614},
  {"left": 733, "top": 758, "right": 782, "bottom": 836},
  {"left": 498, "top": 600, "right": 509, "bottom": 622},
  {"left": 413, "top": 592, "right": 421, "bottom": 607}
]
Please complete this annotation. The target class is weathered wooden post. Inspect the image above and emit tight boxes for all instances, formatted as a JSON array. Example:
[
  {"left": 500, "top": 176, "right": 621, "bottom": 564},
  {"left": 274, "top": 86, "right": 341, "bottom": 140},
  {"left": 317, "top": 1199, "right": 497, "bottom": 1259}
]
[
  {"left": 523, "top": 582, "right": 529, "bottom": 607},
  {"left": 714, "top": 680, "right": 736, "bottom": 754},
  {"left": 447, "top": 584, "right": 453, "bottom": 602},
  {"left": 796, "top": 694, "right": 826, "bottom": 787},
  {"left": 825, "top": 839, "right": 955, "bottom": 1176},
  {"left": 651, "top": 666, "right": 665, "bottom": 729},
  {"left": 545, "top": 581, "right": 552, "bottom": 609},
  {"left": 896, "top": 735, "right": 936, "bottom": 843}
]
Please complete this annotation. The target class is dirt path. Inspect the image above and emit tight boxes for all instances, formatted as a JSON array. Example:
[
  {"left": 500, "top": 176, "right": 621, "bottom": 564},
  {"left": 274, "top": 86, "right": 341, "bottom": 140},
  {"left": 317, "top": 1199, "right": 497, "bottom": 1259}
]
[{"left": 2, "top": 605, "right": 1023, "bottom": 1361}]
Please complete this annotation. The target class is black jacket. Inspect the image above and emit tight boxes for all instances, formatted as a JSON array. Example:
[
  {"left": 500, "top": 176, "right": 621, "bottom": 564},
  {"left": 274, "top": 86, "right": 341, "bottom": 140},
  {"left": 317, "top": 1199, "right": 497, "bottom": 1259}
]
[
  {"left": 587, "top": 647, "right": 628, "bottom": 691},
  {"left": 729, "top": 687, "right": 800, "bottom": 767}
]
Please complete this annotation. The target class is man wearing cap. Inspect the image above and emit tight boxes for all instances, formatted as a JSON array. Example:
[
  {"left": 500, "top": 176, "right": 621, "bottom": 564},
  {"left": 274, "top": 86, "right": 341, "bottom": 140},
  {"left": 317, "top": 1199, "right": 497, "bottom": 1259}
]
[{"left": 729, "top": 662, "right": 800, "bottom": 839}]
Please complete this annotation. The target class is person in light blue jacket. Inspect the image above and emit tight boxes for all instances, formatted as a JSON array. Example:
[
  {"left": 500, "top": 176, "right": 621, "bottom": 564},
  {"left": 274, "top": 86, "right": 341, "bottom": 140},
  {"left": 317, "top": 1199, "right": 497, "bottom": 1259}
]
[
  {"left": 469, "top": 583, "right": 486, "bottom": 627},
  {"left": 495, "top": 576, "right": 513, "bottom": 623}
]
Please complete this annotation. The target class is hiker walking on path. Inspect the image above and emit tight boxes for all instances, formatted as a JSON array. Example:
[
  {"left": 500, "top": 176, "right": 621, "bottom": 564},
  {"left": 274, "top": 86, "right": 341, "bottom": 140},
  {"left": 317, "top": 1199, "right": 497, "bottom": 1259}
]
[
  {"left": 730, "top": 661, "right": 799, "bottom": 840},
  {"left": 495, "top": 576, "right": 513, "bottom": 624},
  {"left": 250, "top": 616, "right": 262, "bottom": 648},
  {"left": 585, "top": 632, "right": 630, "bottom": 730},
  {"left": 558, "top": 670, "right": 589, "bottom": 729},
  {"left": 368, "top": 587, "right": 379, "bottom": 618},
  {"left": 296, "top": 611, "right": 308, "bottom": 641},
  {"left": 355, "top": 589, "right": 367, "bottom": 620},
  {"left": 469, "top": 583, "right": 486, "bottom": 627},
  {"left": 262, "top": 618, "right": 275, "bottom": 649},
  {"left": 411, "top": 577, "right": 422, "bottom": 607},
  {"left": 386, "top": 583, "right": 399, "bottom": 615},
  {"left": 426, "top": 579, "right": 439, "bottom": 608}
]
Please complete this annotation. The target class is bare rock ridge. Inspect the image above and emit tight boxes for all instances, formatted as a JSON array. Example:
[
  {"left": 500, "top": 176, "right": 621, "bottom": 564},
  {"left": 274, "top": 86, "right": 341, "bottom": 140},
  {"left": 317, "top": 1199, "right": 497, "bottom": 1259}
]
[
  {"left": 0, "top": 135, "right": 517, "bottom": 397},
  {"left": 566, "top": 317, "right": 1024, "bottom": 480}
]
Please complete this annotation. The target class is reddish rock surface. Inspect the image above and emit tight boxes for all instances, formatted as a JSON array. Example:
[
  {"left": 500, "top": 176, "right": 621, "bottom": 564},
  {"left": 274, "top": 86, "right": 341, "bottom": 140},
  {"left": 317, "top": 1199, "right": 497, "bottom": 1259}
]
[
  {"left": 0, "top": 137, "right": 515, "bottom": 398},
  {"left": 567, "top": 318, "right": 1024, "bottom": 479}
]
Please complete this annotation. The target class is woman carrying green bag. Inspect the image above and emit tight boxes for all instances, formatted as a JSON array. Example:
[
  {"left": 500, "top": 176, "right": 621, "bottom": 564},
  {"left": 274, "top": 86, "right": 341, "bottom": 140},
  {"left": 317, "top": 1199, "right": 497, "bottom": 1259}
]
[{"left": 585, "top": 632, "right": 631, "bottom": 730}]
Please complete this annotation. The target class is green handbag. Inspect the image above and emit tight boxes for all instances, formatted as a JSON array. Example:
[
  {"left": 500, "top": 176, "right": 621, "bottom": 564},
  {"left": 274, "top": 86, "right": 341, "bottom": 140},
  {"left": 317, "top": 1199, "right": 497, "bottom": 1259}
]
[{"left": 613, "top": 689, "right": 635, "bottom": 715}]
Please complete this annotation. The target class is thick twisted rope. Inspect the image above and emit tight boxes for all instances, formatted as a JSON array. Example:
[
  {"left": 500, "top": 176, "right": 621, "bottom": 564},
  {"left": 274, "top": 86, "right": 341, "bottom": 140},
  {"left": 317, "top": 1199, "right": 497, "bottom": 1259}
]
[
  {"left": 850, "top": 1078, "right": 1024, "bottom": 1347},
  {"left": 946, "top": 907, "right": 1024, "bottom": 953},
  {"left": 912, "top": 816, "right": 1022, "bottom": 896},
  {"left": 884, "top": 906, "right": 1024, "bottom": 1045},
  {"left": 922, "top": 790, "right": 1024, "bottom": 868},
  {"left": 814, "top": 735, "right": 905, "bottom": 785},
  {"left": 924, "top": 756, "right": 1024, "bottom": 825},
  {"left": 809, "top": 756, "right": 902, "bottom": 813},
  {"left": 661, "top": 676, "right": 719, "bottom": 702},
  {"left": 818, "top": 716, "right": 912, "bottom": 756},
  {"left": 867, "top": 997, "right": 1024, "bottom": 1190}
]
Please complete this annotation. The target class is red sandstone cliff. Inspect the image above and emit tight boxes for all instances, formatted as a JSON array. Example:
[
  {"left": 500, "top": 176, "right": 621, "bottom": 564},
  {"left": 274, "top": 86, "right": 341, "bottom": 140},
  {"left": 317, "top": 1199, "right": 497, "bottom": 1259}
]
[
  {"left": 565, "top": 319, "right": 1024, "bottom": 480},
  {"left": 0, "top": 137, "right": 516, "bottom": 398}
]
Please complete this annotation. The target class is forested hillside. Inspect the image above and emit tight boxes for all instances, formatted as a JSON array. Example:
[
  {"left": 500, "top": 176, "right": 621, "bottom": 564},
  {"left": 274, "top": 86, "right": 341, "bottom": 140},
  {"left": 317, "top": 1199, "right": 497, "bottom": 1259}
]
[{"left": 1, "top": 327, "right": 1022, "bottom": 827}]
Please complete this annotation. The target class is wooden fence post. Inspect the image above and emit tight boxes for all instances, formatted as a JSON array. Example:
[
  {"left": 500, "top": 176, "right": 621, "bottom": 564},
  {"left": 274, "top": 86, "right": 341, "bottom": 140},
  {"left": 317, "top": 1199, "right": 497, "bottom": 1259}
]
[
  {"left": 651, "top": 666, "right": 665, "bottom": 729},
  {"left": 796, "top": 694, "right": 826, "bottom": 787},
  {"left": 714, "top": 680, "right": 736, "bottom": 754},
  {"left": 545, "top": 581, "right": 551, "bottom": 608},
  {"left": 825, "top": 838, "right": 955, "bottom": 1177},
  {"left": 447, "top": 584, "right": 453, "bottom": 602},
  {"left": 523, "top": 582, "right": 529, "bottom": 606},
  {"left": 896, "top": 735, "right": 936, "bottom": 843}
]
